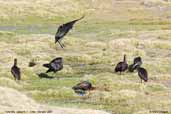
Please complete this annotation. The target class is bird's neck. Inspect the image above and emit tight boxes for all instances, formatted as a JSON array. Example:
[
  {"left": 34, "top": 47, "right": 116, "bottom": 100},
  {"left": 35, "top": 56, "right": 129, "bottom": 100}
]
[
  {"left": 14, "top": 61, "right": 17, "bottom": 66},
  {"left": 123, "top": 55, "right": 126, "bottom": 63}
]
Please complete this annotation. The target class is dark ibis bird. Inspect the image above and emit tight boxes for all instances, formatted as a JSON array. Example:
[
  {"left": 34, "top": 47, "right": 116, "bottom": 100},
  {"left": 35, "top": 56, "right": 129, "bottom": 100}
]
[
  {"left": 11, "top": 58, "right": 21, "bottom": 81},
  {"left": 115, "top": 54, "right": 128, "bottom": 74},
  {"left": 136, "top": 65, "right": 148, "bottom": 83},
  {"left": 43, "top": 57, "right": 63, "bottom": 73},
  {"left": 55, "top": 15, "right": 85, "bottom": 48},
  {"left": 72, "top": 81, "right": 95, "bottom": 96},
  {"left": 128, "top": 56, "right": 142, "bottom": 72}
]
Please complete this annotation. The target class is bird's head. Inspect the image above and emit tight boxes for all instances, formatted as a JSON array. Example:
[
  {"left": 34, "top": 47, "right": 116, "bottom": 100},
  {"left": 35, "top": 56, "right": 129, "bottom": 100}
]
[{"left": 14, "top": 58, "right": 17, "bottom": 65}]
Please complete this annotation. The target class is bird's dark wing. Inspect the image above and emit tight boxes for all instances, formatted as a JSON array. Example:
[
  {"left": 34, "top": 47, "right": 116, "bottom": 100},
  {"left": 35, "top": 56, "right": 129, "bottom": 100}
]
[
  {"left": 122, "top": 63, "right": 128, "bottom": 71},
  {"left": 11, "top": 67, "right": 20, "bottom": 80},
  {"left": 73, "top": 81, "right": 91, "bottom": 91},
  {"left": 55, "top": 15, "right": 84, "bottom": 41},
  {"left": 55, "top": 25, "right": 69, "bottom": 39},
  {"left": 140, "top": 68, "right": 148, "bottom": 76},
  {"left": 79, "top": 83, "right": 88, "bottom": 89},
  {"left": 50, "top": 62, "right": 57, "bottom": 70},
  {"left": 63, "top": 15, "right": 84, "bottom": 27},
  {"left": 55, "top": 21, "right": 76, "bottom": 41},
  {"left": 79, "top": 82, "right": 91, "bottom": 90},
  {"left": 115, "top": 62, "right": 122, "bottom": 71},
  {"left": 138, "top": 68, "right": 148, "bottom": 81},
  {"left": 16, "top": 67, "right": 20, "bottom": 80},
  {"left": 53, "top": 58, "right": 63, "bottom": 64},
  {"left": 49, "top": 62, "right": 61, "bottom": 71},
  {"left": 11, "top": 67, "right": 16, "bottom": 79}
]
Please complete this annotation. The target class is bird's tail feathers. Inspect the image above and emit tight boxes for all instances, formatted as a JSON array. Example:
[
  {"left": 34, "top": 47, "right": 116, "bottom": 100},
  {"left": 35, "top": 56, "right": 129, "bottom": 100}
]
[{"left": 115, "top": 68, "right": 118, "bottom": 72}]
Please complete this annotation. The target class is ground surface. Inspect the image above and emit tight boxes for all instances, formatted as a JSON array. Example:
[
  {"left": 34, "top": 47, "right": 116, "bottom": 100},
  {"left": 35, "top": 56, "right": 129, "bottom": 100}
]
[
  {"left": 0, "top": 0, "right": 171, "bottom": 114},
  {"left": 0, "top": 87, "right": 109, "bottom": 114}
]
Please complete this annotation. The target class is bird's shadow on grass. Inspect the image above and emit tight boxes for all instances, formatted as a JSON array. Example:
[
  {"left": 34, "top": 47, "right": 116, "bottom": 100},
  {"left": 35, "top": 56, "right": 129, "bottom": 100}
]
[
  {"left": 37, "top": 73, "right": 55, "bottom": 79},
  {"left": 37, "top": 73, "right": 83, "bottom": 80}
]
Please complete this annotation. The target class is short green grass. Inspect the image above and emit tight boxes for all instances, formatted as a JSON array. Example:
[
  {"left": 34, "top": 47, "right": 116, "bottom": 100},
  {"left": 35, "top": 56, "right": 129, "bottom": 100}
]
[{"left": 0, "top": 0, "right": 171, "bottom": 114}]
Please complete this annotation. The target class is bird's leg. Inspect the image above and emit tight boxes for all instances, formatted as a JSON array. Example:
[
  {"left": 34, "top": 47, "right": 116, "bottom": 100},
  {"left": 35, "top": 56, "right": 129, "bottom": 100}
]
[
  {"left": 140, "top": 79, "right": 142, "bottom": 83},
  {"left": 59, "top": 39, "right": 66, "bottom": 47},
  {"left": 57, "top": 41, "right": 64, "bottom": 48},
  {"left": 120, "top": 72, "right": 121, "bottom": 75}
]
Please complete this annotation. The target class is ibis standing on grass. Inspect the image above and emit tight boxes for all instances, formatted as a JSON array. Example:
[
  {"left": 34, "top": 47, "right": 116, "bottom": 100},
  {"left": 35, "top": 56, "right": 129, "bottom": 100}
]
[
  {"left": 11, "top": 58, "right": 21, "bottom": 81},
  {"left": 43, "top": 57, "right": 63, "bottom": 74}
]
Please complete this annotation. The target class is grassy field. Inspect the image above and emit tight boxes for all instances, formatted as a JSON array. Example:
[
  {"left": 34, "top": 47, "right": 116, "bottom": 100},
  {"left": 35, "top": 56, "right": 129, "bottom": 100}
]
[{"left": 0, "top": 0, "right": 171, "bottom": 114}]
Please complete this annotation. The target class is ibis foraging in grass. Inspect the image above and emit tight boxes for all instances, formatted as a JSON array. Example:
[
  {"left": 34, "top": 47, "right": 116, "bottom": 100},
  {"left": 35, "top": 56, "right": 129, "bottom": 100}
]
[
  {"left": 43, "top": 57, "right": 63, "bottom": 73},
  {"left": 135, "top": 64, "right": 148, "bottom": 83},
  {"left": 11, "top": 58, "right": 21, "bottom": 81},
  {"left": 72, "top": 81, "right": 95, "bottom": 96}
]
